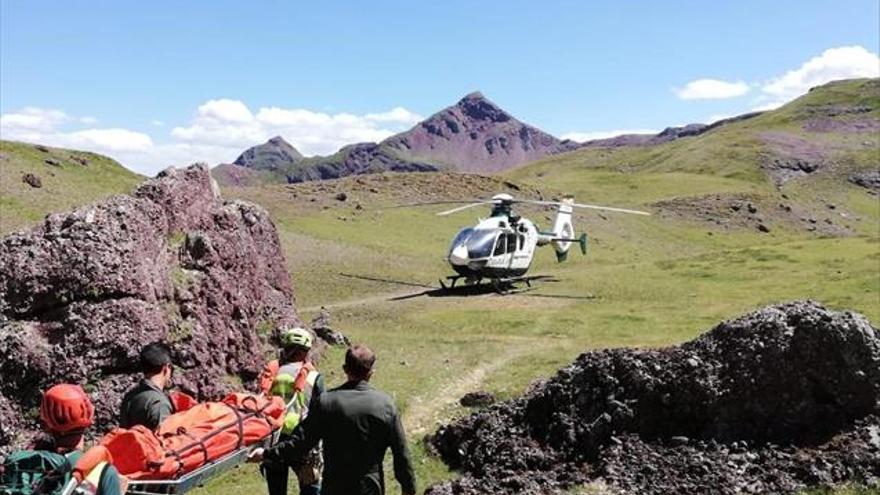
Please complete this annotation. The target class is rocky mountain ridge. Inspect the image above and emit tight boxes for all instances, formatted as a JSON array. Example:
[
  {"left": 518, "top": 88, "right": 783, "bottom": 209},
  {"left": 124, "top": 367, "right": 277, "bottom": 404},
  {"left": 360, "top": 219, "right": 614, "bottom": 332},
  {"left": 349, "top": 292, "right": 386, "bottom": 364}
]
[{"left": 216, "top": 92, "right": 579, "bottom": 184}]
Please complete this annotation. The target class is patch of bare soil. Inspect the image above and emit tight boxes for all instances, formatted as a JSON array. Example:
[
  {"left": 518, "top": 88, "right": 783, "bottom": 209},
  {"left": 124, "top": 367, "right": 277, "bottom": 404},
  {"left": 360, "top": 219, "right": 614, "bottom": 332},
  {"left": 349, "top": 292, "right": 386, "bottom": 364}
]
[
  {"left": 287, "top": 172, "right": 543, "bottom": 204},
  {"left": 803, "top": 117, "right": 880, "bottom": 134},
  {"left": 652, "top": 193, "right": 852, "bottom": 236},
  {"left": 759, "top": 132, "right": 831, "bottom": 186}
]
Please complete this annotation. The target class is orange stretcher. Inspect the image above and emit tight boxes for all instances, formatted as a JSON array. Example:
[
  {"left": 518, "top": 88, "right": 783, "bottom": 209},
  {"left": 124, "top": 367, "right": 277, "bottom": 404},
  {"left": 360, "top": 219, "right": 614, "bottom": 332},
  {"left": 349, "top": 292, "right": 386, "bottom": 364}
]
[{"left": 78, "top": 392, "right": 285, "bottom": 494}]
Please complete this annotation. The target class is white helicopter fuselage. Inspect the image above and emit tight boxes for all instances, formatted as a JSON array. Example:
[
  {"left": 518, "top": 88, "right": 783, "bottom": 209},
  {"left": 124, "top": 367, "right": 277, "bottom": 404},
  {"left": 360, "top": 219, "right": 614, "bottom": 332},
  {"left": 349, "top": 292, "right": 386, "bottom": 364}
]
[
  {"left": 428, "top": 193, "right": 645, "bottom": 287},
  {"left": 445, "top": 200, "right": 574, "bottom": 281},
  {"left": 447, "top": 215, "right": 538, "bottom": 278}
]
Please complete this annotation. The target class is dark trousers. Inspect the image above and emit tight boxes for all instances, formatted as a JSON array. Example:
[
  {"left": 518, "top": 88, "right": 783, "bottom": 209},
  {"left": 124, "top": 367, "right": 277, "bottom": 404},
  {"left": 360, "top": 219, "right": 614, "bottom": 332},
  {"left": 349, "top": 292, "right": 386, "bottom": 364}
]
[{"left": 262, "top": 459, "right": 320, "bottom": 495}]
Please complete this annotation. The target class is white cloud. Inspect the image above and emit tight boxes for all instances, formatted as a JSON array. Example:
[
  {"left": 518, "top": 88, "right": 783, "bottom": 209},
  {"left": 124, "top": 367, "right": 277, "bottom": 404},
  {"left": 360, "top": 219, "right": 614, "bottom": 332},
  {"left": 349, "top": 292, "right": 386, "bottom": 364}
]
[
  {"left": 762, "top": 46, "right": 879, "bottom": 100},
  {"left": 0, "top": 107, "right": 70, "bottom": 132},
  {"left": 1, "top": 100, "right": 423, "bottom": 176},
  {"left": 171, "top": 98, "right": 422, "bottom": 156},
  {"left": 561, "top": 129, "right": 659, "bottom": 142},
  {"left": 745, "top": 45, "right": 880, "bottom": 112},
  {"left": 197, "top": 98, "right": 254, "bottom": 123},
  {"left": 364, "top": 107, "right": 423, "bottom": 124},
  {"left": 61, "top": 129, "right": 154, "bottom": 151},
  {"left": 674, "top": 79, "right": 750, "bottom": 100}
]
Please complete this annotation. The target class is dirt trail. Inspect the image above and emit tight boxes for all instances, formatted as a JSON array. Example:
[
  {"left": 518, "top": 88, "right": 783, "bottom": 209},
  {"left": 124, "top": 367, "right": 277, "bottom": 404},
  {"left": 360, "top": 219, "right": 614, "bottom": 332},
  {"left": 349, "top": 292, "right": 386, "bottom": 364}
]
[
  {"left": 300, "top": 290, "right": 422, "bottom": 313},
  {"left": 405, "top": 345, "right": 532, "bottom": 436}
]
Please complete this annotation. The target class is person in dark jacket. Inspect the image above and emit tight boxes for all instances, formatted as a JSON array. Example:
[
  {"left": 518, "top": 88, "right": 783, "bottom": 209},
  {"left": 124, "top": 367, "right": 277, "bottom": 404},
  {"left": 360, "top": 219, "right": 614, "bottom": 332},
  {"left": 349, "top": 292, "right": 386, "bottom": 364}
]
[
  {"left": 119, "top": 342, "right": 175, "bottom": 430},
  {"left": 249, "top": 344, "right": 416, "bottom": 495}
]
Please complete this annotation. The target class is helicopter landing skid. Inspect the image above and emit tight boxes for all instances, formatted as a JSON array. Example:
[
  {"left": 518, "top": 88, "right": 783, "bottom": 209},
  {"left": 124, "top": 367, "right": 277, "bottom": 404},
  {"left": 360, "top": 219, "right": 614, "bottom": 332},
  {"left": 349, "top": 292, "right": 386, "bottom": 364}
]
[
  {"left": 439, "top": 275, "right": 476, "bottom": 290},
  {"left": 439, "top": 274, "right": 535, "bottom": 295}
]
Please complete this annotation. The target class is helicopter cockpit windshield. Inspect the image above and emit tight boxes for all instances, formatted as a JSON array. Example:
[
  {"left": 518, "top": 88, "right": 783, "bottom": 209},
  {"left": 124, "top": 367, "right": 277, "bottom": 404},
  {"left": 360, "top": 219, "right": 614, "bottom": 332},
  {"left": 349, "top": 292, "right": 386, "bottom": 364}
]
[{"left": 465, "top": 229, "right": 501, "bottom": 259}]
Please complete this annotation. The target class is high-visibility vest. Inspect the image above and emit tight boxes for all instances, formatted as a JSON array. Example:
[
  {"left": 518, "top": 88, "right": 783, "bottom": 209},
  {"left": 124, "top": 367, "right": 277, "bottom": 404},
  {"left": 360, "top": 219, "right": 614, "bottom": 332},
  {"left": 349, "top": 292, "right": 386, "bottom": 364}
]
[{"left": 270, "top": 362, "right": 319, "bottom": 435}]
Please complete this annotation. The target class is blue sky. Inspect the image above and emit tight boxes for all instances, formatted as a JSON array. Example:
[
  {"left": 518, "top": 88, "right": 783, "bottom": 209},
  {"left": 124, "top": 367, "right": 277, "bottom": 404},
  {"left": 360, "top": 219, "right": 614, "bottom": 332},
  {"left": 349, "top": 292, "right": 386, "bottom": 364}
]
[{"left": 1, "top": 0, "right": 878, "bottom": 174}]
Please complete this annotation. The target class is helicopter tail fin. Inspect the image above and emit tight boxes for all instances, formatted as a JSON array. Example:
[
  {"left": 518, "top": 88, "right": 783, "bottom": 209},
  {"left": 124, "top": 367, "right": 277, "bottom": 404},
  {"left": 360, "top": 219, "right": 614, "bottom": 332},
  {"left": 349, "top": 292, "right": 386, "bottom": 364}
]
[{"left": 551, "top": 197, "right": 576, "bottom": 262}]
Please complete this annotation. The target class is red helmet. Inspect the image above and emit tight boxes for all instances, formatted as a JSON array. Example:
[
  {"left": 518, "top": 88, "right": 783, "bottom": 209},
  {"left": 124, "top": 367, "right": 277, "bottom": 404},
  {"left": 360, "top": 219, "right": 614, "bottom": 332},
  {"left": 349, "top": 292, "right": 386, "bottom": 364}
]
[{"left": 40, "top": 384, "right": 94, "bottom": 434}]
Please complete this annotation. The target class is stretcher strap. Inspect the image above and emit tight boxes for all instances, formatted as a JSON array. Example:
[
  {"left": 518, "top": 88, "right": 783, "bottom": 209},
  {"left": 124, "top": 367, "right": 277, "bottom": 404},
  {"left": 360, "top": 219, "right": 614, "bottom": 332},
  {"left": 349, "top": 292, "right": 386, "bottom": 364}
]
[
  {"left": 242, "top": 394, "right": 276, "bottom": 431},
  {"left": 177, "top": 427, "right": 210, "bottom": 467},
  {"left": 228, "top": 403, "right": 245, "bottom": 450}
]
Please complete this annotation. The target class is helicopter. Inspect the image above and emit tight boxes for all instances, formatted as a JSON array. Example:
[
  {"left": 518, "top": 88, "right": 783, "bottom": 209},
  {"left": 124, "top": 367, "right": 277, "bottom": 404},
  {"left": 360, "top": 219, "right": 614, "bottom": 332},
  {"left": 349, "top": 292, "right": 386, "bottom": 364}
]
[{"left": 407, "top": 193, "right": 650, "bottom": 292}]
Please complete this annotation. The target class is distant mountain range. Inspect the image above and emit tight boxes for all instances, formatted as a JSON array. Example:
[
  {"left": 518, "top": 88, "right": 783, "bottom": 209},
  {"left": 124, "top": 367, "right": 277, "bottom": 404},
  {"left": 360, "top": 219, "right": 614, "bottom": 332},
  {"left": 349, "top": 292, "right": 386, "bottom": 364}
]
[
  {"left": 212, "top": 91, "right": 770, "bottom": 186},
  {"left": 213, "top": 92, "right": 582, "bottom": 185}
]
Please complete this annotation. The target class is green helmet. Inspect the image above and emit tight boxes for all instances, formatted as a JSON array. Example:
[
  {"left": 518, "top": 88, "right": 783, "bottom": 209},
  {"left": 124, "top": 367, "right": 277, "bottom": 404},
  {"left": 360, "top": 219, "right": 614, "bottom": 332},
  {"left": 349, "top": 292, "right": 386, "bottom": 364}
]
[{"left": 280, "top": 326, "right": 313, "bottom": 350}]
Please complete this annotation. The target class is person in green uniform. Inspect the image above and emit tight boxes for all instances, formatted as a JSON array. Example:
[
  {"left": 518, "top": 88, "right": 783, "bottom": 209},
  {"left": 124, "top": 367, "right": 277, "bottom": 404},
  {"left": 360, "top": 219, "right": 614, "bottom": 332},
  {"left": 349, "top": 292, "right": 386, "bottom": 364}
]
[
  {"left": 249, "top": 344, "right": 416, "bottom": 495},
  {"left": 119, "top": 342, "right": 175, "bottom": 430},
  {"left": 1, "top": 384, "right": 123, "bottom": 495}
]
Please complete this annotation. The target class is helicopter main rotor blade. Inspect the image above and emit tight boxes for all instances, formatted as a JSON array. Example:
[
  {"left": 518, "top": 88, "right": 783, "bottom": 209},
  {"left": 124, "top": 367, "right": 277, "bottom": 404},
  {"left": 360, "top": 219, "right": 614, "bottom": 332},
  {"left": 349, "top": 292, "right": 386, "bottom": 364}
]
[
  {"left": 436, "top": 202, "right": 493, "bottom": 216},
  {"left": 513, "top": 199, "right": 650, "bottom": 216},
  {"left": 388, "top": 199, "right": 495, "bottom": 209}
]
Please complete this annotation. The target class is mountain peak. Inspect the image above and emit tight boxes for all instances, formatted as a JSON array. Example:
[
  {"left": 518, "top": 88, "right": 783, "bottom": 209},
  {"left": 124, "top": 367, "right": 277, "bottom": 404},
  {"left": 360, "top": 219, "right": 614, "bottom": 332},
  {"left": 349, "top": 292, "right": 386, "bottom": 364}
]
[
  {"left": 267, "top": 135, "right": 291, "bottom": 146},
  {"left": 377, "top": 92, "right": 570, "bottom": 174},
  {"left": 461, "top": 91, "right": 486, "bottom": 101},
  {"left": 234, "top": 135, "right": 304, "bottom": 170},
  {"left": 451, "top": 91, "right": 510, "bottom": 124}
]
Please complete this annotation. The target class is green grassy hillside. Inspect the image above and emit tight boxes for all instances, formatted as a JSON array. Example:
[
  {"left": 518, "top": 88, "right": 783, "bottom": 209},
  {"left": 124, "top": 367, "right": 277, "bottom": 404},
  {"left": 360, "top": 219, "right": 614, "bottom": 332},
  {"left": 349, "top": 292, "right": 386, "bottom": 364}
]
[
  {"left": 0, "top": 140, "right": 143, "bottom": 234},
  {"left": 511, "top": 78, "right": 879, "bottom": 183}
]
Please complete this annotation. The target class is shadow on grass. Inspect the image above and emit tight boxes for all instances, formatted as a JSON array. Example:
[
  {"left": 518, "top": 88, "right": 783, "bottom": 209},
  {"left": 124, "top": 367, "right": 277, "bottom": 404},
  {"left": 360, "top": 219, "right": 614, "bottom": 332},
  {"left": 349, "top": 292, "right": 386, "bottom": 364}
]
[{"left": 339, "top": 272, "right": 595, "bottom": 301}]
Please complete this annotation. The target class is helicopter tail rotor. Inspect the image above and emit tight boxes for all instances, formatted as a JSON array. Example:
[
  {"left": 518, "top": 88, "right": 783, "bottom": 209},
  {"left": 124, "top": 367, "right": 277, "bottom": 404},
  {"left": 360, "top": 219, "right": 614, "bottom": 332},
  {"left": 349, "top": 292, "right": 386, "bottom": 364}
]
[{"left": 551, "top": 197, "right": 576, "bottom": 261}]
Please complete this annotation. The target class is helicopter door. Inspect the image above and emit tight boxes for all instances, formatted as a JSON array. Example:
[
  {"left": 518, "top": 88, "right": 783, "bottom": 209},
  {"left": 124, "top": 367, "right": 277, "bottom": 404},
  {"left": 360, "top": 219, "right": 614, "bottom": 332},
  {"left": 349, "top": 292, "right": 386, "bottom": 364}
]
[{"left": 510, "top": 228, "right": 534, "bottom": 271}]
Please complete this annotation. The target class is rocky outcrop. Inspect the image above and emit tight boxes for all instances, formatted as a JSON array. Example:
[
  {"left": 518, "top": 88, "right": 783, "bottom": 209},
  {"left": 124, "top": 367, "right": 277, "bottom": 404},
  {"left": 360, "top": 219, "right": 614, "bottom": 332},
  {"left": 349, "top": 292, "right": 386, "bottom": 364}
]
[
  {"left": 428, "top": 301, "right": 880, "bottom": 494},
  {"left": 0, "top": 164, "right": 300, "bottom": 451},
  {"left": 850, "top": 169, "right": 880, "bottom": 192}
]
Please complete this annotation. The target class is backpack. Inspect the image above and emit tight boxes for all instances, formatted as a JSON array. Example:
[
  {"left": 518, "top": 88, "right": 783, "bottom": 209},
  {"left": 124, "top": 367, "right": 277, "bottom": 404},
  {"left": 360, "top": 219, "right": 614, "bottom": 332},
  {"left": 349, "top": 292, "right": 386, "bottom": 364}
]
[{"left": 0, "top": 450, "right": 72, "bottom": 495}]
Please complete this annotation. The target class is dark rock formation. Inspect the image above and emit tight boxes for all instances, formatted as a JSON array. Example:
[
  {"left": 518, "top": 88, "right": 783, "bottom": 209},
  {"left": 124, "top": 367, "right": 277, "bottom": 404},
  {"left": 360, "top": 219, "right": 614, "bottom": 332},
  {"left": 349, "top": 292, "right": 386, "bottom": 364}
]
[
  {"left": 459, "top": 391, "right": 495, "bottom": 408},
  {"left": 22, "top": 173, "right": 42, "bottom": 188},
  {"left": 759, "top": 132, "right": 830, "bottom": 186},
  {"left": 427, "top": 301, "right": 880, "bottom": 494},
  {"left": 283, "top": 143, "right": 441, "bottom": 183},
  {"left": 233, "top": 136, "right": 304, "bottom": 170},
  {"left": 850, "top": 169, "right": 880, "bottom": 192},
  {"left": 309, "top": 307, "right": 349, "bottom": 347},
  {"left": 0, "top": 164, "right": 301, "bottom": 452}
]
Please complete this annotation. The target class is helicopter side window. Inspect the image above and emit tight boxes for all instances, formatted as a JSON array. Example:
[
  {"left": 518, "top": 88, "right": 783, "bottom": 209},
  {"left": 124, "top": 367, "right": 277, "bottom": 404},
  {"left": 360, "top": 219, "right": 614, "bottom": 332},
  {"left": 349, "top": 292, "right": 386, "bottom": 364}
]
[
  {"left": 518, "top": 234, "right": 525, "bottom": 251},
  {"left": 493, "top": 235, "right": 506, "bottom": 256},
  {"left": 506, "top": 233, "right": 517, "bottom": 254}
]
